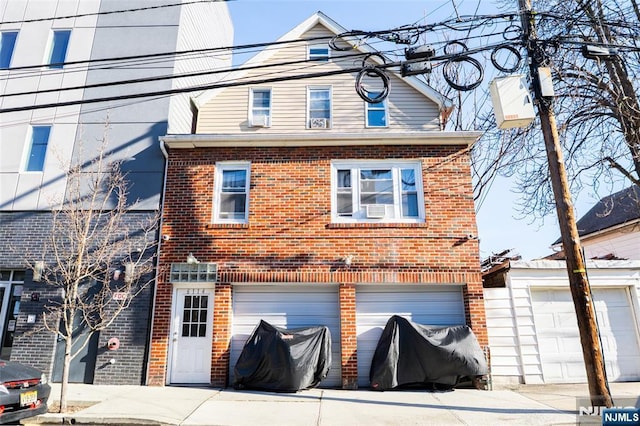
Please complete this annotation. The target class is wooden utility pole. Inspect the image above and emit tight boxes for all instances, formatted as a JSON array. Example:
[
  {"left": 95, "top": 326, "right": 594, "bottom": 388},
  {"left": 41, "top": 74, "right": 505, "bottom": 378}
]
[{"left": 518, "top": 0, "right": 612, "bottom": 407}]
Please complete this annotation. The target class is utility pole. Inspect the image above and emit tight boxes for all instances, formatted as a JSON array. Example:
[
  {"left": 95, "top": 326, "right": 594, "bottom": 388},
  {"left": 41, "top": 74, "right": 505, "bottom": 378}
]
[{"left": 518, "top": 0, "right": 612, "bottom": 407}]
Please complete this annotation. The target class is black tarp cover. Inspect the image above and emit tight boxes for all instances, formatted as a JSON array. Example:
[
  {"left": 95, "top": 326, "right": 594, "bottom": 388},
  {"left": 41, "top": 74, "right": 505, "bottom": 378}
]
[
  {"left": 233, "top": 320, "right": 332, "bottom": 392},
  {"left": 369, "top": 315, "right": 488, "bottom": 390}
]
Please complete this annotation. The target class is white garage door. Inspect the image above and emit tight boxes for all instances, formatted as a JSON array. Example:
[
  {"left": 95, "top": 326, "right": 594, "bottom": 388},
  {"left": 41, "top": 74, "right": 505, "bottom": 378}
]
[
  {"left": 532, "top": 287, "right": 640, "bottom": 383},
  {"left": 355, "top": 285, "right": 466, "bottom": 387},
  {"left": 230, "top": 285, "right": 341, "bottom": 387}
]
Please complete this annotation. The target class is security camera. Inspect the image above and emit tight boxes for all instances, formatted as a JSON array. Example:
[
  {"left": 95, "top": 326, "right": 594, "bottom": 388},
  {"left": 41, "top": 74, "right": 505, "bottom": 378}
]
[
  {"left": 466, "top": 234, "right": 478, "bottom": 240},
  {"left": 162, "top": 235, "right": 171, "bottom": 241}
]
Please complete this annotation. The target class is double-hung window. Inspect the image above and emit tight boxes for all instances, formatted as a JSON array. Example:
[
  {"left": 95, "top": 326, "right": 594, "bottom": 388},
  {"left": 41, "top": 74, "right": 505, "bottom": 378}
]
[
  {"left": 0, "top": 31, "right": 18, "bottom": 69},
  {"left": 308, "top": 86, "right": 331, "bottom": 129},
  {"left": 47, "top": 30, "right": 71, "bottom": 69},
  {"left": 24, "top": 126, "right": 51, "bottom": 172},
  {"left": 332, "top": 160, "right": 424, "bottom": 223},
  {"left": 213, "top": 162, "right": 250, "bottom": 224},
  {"left": 249, "top": 88, "right": 271, "bottom": 127},
  {"left": 308, "top": 44, "right": 329, "bottom": 62},
  {"left": 365, "top": 91, "right": 388, "bottom": 127}
]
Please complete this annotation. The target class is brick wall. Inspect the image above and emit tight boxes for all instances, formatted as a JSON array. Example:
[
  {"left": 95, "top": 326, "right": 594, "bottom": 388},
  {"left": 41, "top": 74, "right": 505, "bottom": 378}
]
[
  {"left": 1, "top": 211, "right": 156, "bottom": 385},
  {"left": 149, "top": 144, "right": 487, "bottom": 386}
]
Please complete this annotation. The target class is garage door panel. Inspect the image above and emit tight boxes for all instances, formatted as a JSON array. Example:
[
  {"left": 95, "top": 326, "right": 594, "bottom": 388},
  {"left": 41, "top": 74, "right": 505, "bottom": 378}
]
[
  {"left": 355, "top": 285, "right": 466, "bottom": 387},
  {"left": 231, "top": 286, "right": 341, "bottom": 388},
  {"left": 532, "top": 287, "right": 640, "bottom": 383}
]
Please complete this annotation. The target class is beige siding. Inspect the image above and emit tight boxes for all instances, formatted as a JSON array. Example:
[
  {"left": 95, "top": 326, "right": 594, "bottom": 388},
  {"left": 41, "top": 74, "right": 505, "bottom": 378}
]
[{"left": 196, "top": 24, "right": 441, "bottom": 133}]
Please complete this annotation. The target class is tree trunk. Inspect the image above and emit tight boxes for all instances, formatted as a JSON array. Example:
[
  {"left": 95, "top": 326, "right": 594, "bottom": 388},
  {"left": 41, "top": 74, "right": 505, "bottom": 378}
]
[{"left": 59, "top": 334, "right": 72, "bottom": 413}]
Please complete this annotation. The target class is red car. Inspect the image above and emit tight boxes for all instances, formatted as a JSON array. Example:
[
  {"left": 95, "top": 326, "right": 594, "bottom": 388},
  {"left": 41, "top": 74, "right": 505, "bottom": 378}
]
[{"left": 0, "top": 360, "right": 50, "bottom": 425}]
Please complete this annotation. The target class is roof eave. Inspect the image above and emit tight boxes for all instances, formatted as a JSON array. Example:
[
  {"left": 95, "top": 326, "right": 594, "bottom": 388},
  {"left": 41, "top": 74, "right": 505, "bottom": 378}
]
[{"left": 162, "top": 131, "right": 482, "bottom": 149}]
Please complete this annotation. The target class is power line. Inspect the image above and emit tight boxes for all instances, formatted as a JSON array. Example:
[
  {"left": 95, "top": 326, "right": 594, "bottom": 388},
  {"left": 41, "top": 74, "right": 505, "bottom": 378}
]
[
  {"left": 0, "top": 52, "right": 371, "bottom": 99},
  {"left": 0, "top": 35, "right": 331, "bottom": 74},
  {"left": 0, "top": 0, "right": 229, "bottom": 25},
  {"left": 0, "top": 64, "right": 378, "bottom": 114}
]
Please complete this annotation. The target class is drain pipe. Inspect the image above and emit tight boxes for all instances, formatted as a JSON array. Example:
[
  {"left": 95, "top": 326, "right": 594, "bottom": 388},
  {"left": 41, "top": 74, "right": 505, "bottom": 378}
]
[{"left": 144, "top": 137, "right": 170, "bottom": 385}]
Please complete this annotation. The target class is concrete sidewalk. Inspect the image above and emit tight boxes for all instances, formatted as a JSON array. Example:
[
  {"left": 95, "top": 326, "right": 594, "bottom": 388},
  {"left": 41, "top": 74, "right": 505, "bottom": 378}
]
[{"left": 22, "top": 382, "right": 640, "bottom": 425}]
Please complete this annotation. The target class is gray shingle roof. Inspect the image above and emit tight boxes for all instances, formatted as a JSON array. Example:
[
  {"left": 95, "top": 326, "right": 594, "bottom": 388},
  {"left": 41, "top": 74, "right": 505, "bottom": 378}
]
[{"left": 553, "top": 185, "right": 640, "bottom": 244}]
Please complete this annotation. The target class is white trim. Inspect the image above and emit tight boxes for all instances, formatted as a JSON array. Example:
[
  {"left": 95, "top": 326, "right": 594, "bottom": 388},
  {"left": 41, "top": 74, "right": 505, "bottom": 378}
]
[
  {"left": 307, "top": 85, "right": 332, "bottom": 129},
  {"left": 212, "top": 161, "right": 251, "bottom": 224},
  {"left": 364, "top": 91, "right": 389, "bottom": 128},
  {"left": 162, "top": 131, "right": 482, "bottom": 149},
  {"left": 167, "top": 283, "right": 215, "bottom": 385},
  {"left": 307, "top": 43, "right": 330, "bottom": 62},
  {"left": 21, "top": 124, "right": 52, "bottom": 173},
  {"left": 44, "top": 29, "right": 71, "bottom": 68},
  {"left": 248, "top": 87, "right": 272, "bottom": 127},
  {"left": 330, "top": 159, "right": 425, "bottom": 224},
  {"left": 0, "top": 31, "right": 18, "bottom": 69}
]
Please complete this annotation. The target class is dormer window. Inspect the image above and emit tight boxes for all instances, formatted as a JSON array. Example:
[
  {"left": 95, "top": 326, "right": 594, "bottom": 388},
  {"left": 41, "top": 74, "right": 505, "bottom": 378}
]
[{"left": 308, "top": 44, "right": 329, "bottom": 62}]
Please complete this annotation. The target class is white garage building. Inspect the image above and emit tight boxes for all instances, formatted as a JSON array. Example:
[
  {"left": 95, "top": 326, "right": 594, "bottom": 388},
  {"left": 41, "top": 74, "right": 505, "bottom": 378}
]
[{"left": 483, "top": 260, "right": 640, "bottom": 385}]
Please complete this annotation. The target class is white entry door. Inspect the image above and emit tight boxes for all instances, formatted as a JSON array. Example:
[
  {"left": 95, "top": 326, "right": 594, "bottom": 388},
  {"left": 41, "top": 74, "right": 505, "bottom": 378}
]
[{"left": 170, "top": 287, "right": 214, "bottom": 384}]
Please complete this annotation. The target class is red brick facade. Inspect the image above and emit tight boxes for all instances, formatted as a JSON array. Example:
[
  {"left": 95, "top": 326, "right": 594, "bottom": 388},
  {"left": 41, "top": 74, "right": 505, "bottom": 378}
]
[{"left": 148, "top": 144, "right": 487, "bottom": 387}]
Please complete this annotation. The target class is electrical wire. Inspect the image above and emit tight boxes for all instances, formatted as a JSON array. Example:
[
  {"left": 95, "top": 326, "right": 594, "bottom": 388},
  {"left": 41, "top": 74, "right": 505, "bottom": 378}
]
[
  {"left": 0, "top": 0, "right": 228, "bottom": 25},
  {"left": 2, "top": 7, "right": 637, "bottom": 114},
  {"left": 355, "top": 67, "right": 390, "bottom": 103},
  {"left": 0, "top": 52, "right": 370, "bottom": 99}
]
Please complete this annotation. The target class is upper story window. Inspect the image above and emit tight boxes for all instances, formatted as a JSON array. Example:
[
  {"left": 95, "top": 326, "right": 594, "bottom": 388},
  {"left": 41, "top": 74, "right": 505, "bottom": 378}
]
[
  {"left": 249, "top": 88, "right": 271, "bottom": 127},
  {"left": 47, "top": 30, "right": 71, "bottom": 69},
  {"left": 213, "top": 162, "right": 251, "bottom": 224},
  {"left": 365, "top": 91, "right": 388, "bottom": 127},
  {"left": 24, "top": 125, "right": 51, "bottom": 172},
  {"left": 308, "top": 86, "right": 331, "bottom": 129},
  {"left": 331, "top": 160, "right": 424, "bottom": 223},
  {"left": 308, "top": 44, "right": 329, "bottom": 62},
  {"left": 0, "top": 32, "right": 18, "bottom": 69}
]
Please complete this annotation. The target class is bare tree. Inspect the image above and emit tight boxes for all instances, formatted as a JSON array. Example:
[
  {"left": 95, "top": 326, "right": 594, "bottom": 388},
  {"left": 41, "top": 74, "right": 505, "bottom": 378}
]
[
  {"left": 26, "top": 138, "right": 158, "bottom": 412},
  {"left": 471, "top": 0, "right": 640, "bottom": 219}
]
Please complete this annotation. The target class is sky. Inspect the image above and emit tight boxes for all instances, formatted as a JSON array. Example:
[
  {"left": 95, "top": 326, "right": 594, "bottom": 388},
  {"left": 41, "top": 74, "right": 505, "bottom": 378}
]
[{"left": 225, "top": 0, "right": 608, "bottom": 261}]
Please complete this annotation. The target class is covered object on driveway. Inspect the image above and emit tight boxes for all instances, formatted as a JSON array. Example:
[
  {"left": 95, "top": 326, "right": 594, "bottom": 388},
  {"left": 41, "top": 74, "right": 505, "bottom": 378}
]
[
  {"left": 230, "top": 285, "right": 341, "bottom": 387},
  {"left": 369, "top": 315, "right": 488, "bottom": 390},
  {"left": 233, "top": 320, "right": 332, "bottom": 392}
]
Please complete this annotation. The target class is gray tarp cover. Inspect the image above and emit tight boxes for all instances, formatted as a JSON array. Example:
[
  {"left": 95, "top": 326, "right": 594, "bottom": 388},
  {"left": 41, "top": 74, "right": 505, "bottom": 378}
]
[
  {"left": 233, "top": 320, "right": 332, "bottom": 392},
  {"left": 369, "top": 315, "right": 488, "bottom": 390}
]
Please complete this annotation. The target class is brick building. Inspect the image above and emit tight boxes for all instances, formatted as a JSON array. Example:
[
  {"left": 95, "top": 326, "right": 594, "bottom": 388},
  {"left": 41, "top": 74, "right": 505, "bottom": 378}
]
[{"left": 148, "top": 12, "right": 487, "bottom": 388}]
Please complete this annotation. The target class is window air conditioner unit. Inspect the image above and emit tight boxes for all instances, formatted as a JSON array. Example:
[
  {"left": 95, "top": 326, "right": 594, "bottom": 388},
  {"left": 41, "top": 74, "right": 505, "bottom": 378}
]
[
  {"left": 310, "top": 118, "right": 329, "bottom": 128},
  {"left": 366, "top": 204, "right": 386, "bottom": 219},
  {"left": 251, "top": 116, "right": 269, "bottom": 127}
]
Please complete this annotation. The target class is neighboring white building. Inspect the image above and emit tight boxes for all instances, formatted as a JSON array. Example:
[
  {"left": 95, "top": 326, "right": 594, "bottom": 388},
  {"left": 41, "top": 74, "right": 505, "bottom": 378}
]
[
  {"left": 0, "top": 0, "right": 232, "bottom": 385},
  {"left": 553, "top": 186, "right": 640, "bottom": 260},
  {"left": 483, "top": 186, "right": 640, "bottom": 385},
  {"left": 483, "top": 260, "right": 640, "bottom": 385}
]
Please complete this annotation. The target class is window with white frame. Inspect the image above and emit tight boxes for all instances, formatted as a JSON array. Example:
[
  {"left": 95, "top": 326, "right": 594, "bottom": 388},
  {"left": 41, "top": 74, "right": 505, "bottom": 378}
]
[
  {"left": 332, "top": 160, "right": 424, "bottom": 222},
  {"left": 365, "top": 91, "right": 388, "bottom": 127},
  {"left": 24, "top": 125, "right": 51, "bottom": 172},
  {"left": 249, "top": 88, "right": 271, "bottom": 127},
  {"left": 308, "top": 87, "right": 331, "bottom": 129},
  {"left": 213, "top": 162, "right": 250, "bottom": 223},
  {"left": 308, "top": 44, "right": 329, "bottom": 62},
  {"left": 47, "top": 30, "right": 71, "bottom": 69},
  {"left": 0, "top": 31, "right": 18, "bottom": 69}
]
